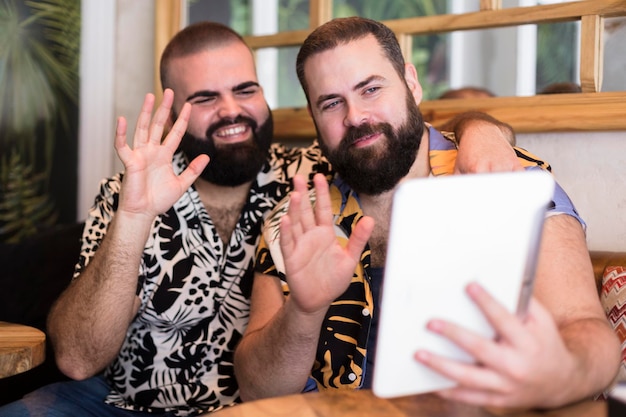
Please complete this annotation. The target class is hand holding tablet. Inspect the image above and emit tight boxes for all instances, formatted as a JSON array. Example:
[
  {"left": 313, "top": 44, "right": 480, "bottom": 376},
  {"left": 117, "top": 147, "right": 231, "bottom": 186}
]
[{"left": 373, "top": 171, "right": 554, "bottom": 398}]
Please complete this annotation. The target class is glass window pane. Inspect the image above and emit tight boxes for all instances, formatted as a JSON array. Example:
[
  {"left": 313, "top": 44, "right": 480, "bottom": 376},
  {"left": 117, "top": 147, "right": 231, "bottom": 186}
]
[
  {"left": 603, "top": 16, "right": 626, "bottom": 92},
  {"left": 415, "top": 22, "right": 581, "bottom": 100},
  {"left": 333, "top": 0, "right": 450, "bottom": 20},
  {"left": 188, "top": 0, "right": 310, "bottom": 35},
  {"left": 536, "top": 21, "right": 579, "bottom": 93},
  {"left": 188, "top": 0, "right": 252, "bottom": 35},
  {"left": 278, "top": 0, "right": 310, "bottom": 31},
  {"left": 257, "top": 46, "right": 306, "bottom": 109}
]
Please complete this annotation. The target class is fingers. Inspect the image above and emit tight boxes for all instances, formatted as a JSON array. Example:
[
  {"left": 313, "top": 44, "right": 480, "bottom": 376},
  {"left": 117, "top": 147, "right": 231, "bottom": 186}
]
[
  {"left": 279, "top": 206, "right": 296, "bottom": 259},
  {"left": 346, "top": 216, "right": 374, "bottom": 261},
  {"left": 464, "top": 283, "right": 528, "bottom": 348},
  {"left": 162, "top": 101, "right": 191, "bottom": 153},
  {"left": 134, "top": 93, "right": 156, "bottom": 147},
  {"left": 114, "top": 116, "right": 130, "bottom": 160},
  {"left": 285, "top": 174, "right": 332, "bottom": 237},
  {"left": 148, "top": 89, "right": 175, "bottom": 145},
  {"left": 415, "top": 349, "right": 503, "bottom": 394},
  {"left": 178, "top": 153, "right": 210, "bottom": 191},
  {"left": 418, "top": 283, "right": 526, "bottom": 367},
  {"left": 285, "top": 177, "right": 308, "bottom": 240},
  {"left": 133, "top": 89, "right": 175, "bottom": 148},
  {"left": 312, "top": 174, "right": 333, "bottom": 227}
]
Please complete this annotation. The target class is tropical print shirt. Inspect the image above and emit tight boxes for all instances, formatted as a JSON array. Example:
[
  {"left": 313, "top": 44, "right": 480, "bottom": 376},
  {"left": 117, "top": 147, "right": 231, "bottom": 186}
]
[
  {"left": 74, "top": 143, "right": 332, "bottom": 416},
  {"left": 255, "top": 126, "right": 582, "bottom": 391}
]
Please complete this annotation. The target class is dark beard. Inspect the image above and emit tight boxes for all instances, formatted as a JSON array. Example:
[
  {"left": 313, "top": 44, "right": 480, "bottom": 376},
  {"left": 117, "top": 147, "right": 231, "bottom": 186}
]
[
  {"left": 319, "top": 94, "right": 424, "bottom": 196},
  {"left": 178, "top": 113, "right": 273, "bottom": 186}
]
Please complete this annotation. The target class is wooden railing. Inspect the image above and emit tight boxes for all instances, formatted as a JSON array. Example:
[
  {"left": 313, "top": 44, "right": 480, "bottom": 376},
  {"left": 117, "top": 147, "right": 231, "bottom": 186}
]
[{"left": 155, "top": 0, "right": 626, "bottom": 141}]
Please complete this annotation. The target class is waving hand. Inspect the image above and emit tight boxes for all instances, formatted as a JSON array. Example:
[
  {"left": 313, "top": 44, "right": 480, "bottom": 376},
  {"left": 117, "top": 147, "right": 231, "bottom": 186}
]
[
  {"left": 114, "top": 89, "right": 210, "bottom": 219},
  {"left": 279, "top": 174, "right": 375, "bottom": 315}
]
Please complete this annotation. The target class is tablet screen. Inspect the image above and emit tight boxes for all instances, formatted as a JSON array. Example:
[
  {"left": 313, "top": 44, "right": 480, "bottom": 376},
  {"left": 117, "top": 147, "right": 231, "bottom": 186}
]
[{"left": 372, "top": 171, "right": 554, "bottom": 398}]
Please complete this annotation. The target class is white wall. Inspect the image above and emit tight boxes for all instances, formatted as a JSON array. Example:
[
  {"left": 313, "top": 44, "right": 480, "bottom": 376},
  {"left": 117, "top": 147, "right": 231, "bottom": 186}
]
[
  {"left": 517, "top": 132, "right": 626, "bottom": 251},
  {"left": 79, "top": 1, "right": 626, "bottom": 251}
]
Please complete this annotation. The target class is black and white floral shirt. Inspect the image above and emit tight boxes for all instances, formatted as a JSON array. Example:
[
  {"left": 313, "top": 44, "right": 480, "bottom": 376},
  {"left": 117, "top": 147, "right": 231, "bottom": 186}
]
[{"left": 75, "top": 143, "right": 332, "bottom": 416}]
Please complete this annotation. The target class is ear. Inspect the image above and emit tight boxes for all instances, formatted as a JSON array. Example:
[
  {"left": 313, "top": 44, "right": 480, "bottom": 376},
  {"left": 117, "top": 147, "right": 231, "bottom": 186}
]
[{"left": 403, "top": 63, "right": 423, "bottom": 106}]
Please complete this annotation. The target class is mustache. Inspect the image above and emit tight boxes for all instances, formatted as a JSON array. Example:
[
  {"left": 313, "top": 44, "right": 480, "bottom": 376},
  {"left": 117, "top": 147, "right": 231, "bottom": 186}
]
[
  {"left": 205, "top": 115, "right": 258, "bottom": 139},
  {"left": 342, "top": 122, "right": 393, "bottom": 147}
]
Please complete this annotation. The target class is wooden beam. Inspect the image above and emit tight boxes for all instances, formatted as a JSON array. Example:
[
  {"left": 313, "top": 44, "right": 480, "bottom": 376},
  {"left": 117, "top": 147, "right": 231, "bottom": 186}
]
[
  {"left": 580, "top": 14, "right": 604, "bottom": 93},
  {"left": 272, "top": 92, "right": 626, "bottom": 142},
  {"left": 310, "top": 0, "right": 332, "bottom": 28},
  {"left": 154, "top": 0, "right": 182, "bottom": 100},
  {"left": 242, "top": 1, "right": 626, "bottom": 49},
  {"left": 480, "top": 0, "right": 502, "bottom": 11},
  {"left": 386, "top": 0, "right": 626, "bottom": 35}
]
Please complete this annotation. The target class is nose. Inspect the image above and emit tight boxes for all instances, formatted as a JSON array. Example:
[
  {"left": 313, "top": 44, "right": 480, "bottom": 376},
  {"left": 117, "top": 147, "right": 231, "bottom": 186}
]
[
  {"left": 343, "top": 101, "right": 369, "bottom": 127},
  {"left": 217, "top": 95, "right": 243, "bottom": 120}
]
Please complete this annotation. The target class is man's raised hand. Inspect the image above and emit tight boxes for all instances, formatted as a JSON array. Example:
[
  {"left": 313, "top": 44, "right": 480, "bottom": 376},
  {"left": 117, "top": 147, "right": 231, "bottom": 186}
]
[{"left": 114, "top": 89, "right": 209, "bottom": 219}]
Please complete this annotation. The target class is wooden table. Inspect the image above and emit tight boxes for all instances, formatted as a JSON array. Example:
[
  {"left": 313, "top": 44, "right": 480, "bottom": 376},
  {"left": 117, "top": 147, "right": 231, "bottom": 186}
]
[
  {"left": 210, "top": 389, "right": 606, "bottom": 417},
  {"left": 0, "top": 321, "right": 46, "bottom": 378}
]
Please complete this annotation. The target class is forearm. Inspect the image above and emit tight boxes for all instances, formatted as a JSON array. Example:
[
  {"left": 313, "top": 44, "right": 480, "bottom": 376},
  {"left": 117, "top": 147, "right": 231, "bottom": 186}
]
[
  {"left": 446, "top": 111, "right": 515, "bottom": 146},
  {"left": 554, "top": 317, "right": 621, "bottom": 405},
  {"left": 443, "top": 111, "right": 522, "bottom": 174},
  {"left": 235, "top": 297, "right": 326, "bottom": 401},
  {"left": 47, "top": 211, "right": 153, "bottom": 379},
  {"left": 534, "top": 214, "right": 620, "bottom": 406}
]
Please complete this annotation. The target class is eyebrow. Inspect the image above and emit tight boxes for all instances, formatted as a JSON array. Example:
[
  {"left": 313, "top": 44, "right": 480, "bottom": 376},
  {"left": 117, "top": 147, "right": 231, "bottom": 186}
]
[
  {"left": 314, "top": 75, "right": 385, "bottom": 109},
  {"left": 186, "top": 81, "right": 261, "bottom": 102}
]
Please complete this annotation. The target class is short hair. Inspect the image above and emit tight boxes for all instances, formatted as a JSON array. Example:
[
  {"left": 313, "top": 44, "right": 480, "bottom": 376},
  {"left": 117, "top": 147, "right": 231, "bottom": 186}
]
[
  {"left": 160, "top": 21, "right": 248, "bottom": 91},
  {"left": 296, "top": 17, "right": 406, "bottom": 102},
  {"left": 538, "top": 82, "right": 582, "bottom": 94},
  {"left": 438, "top": 86, "right": 495, "bottom": 99}
]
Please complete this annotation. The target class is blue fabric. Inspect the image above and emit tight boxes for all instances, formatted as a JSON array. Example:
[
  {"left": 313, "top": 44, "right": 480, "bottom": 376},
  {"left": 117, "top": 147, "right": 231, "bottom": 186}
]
[
  {"left": 302, "top": 377, "right": 319, "bottom": 393},
  {"left": 0, "top": 375, "right": 176, "bottom": 417}
]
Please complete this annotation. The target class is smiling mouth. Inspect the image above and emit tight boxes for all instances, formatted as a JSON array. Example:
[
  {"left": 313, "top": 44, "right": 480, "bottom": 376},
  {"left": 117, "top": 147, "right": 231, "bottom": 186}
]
[
  {"left": 351, "top": 133, "right": 379, "bottom": 147},
  {"left": 215, "top": 124, "right": 249, "bottom": 139}
]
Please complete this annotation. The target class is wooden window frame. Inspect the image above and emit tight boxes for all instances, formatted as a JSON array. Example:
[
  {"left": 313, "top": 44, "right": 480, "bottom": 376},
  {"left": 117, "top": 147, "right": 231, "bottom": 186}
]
[{"left": 155, "top": 0, "right": 626, "bottom": 142}]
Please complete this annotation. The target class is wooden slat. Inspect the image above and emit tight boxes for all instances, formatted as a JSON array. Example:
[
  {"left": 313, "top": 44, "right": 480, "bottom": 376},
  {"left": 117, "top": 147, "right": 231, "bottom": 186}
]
[
  {"left": 154, "top": 0, "right": 626, "bottom": 137},
  {"left": 242, "top": 0, "right": 626, "bottom": 49},
  {"left": 309, "top": 0, "right": 332, "bottom": 28},
  {"left": 154, "top": 0, "right": 182, "bottom": 101},
  {"left": 580, "top": 14, "right": 604, "bottom": 93},
  {"left": 243, "top": 30, "right": 310, "bottom": 49},
  {"left": 385, "top": 0, "right": 626, "bottom": 35},
  {"left": 397, "top": 34, "right": 413, "bottom": 64},
  {"left": 272, "top": 92, "right": 626, "bottom": 142},
  {"left": 480, "top": 0, "right": 502, "bottom": 11}
]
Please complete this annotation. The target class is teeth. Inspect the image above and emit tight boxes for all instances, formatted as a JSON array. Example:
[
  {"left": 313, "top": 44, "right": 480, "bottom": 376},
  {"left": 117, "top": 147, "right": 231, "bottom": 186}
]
[{"left": 217, "top": 125, "right": 247, "bottom": 137}]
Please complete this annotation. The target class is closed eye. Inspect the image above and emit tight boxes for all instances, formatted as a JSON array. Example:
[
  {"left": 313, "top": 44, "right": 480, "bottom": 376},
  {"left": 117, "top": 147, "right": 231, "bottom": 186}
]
[
  {"left": 235, "top": 88, "right": 258, "bottom": 97},
  {"left": 190, "top": 96, "right": 216, "bottom": 105}
]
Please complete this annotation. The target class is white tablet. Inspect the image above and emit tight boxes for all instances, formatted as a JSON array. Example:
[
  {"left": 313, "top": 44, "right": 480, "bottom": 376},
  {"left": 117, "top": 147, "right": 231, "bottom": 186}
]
[{"left": 372, "top": 170, "right": 554, "bottom": 398}]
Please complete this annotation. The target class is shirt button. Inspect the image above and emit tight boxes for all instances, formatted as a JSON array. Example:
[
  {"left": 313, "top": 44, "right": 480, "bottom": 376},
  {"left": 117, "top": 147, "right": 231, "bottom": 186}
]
[
  {"left": 362, "top": 308, "right": 370, "bottom": 317},
  {"left": 348, "top": 373, "right": 357, "bottom": 381}
]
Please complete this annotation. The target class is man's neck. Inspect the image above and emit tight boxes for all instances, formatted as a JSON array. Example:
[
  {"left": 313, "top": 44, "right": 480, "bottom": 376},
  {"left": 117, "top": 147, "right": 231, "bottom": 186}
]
[
  {"left": 359, "top": 127, "right": 431, "bottom": 267},
  {"left": 194, "top": 178, "right": 254, "bottom": 244}
]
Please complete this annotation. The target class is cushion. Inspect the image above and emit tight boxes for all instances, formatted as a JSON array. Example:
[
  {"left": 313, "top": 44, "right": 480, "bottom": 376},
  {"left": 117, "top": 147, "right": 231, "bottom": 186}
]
[{"left": 601, "top": 266, "right": 626, "bottom": 385}]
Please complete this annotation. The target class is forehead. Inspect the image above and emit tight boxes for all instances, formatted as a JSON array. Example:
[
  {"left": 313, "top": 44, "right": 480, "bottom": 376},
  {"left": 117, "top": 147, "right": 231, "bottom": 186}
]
[
  {"left": 304, "top": 35, "right": 396, "bottom": 98},
  {"left": 168, "top": 41, "right": 258, "bottom": 95}
]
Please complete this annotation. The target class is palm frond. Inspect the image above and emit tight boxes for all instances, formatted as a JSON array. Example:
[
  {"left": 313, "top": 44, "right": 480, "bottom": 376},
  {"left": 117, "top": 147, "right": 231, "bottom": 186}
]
[{"left": 0, "top": 0, "right": 79, "bottom": 242}]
